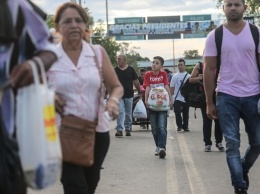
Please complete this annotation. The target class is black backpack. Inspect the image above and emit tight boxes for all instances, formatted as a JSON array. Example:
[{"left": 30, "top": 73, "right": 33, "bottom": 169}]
[
  {"left": 180, "top": 62, "right": 206, "bottom": 108},
  {"left": 215, "top": 23, "right": 260, "bottom": 78}
]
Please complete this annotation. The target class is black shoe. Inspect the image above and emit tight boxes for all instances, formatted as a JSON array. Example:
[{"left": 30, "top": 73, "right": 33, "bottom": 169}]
[
  {"left": 115, "top": 131, "right": 123, "bottom": 137},
  {"left": 158, "top": 148, "right": 166, "bottom": 159},
  {"left": 243, "top": 171, "right": 249, "bottom": 188},
  {"left": 177, "top": 128, "right": 182, "bottom": 132},
  {"left": 125, "top": 130, "right": 131, "bottom": 136},
  {"left": 183, "top": 128, "right": 190, "bottom": 132},
  {"left": 234, "top": 188, "right": 247, "bottom": 194}
]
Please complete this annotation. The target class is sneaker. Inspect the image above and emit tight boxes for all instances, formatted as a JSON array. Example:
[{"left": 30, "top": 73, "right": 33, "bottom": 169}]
[
  {"left": 204, "top": 145, "right": 211, "bottom": 152},
  {"left": 216, "top": 143, "right": 225, "bottom": 152},
  {"left": 125, "top": 130, "right": 131, "bottom": 136},
  {"left": 234, "top": 188, "right": 247, "bottom": 194},
  {"left": 177, "top": 128, "right": 182, "bottom": 132},
  {"left": 115, "top": 131, "right": 123, "bottom": 137},
  {"left": 183, "top": 128, "right": 190, "bottom": 132},
  {"left": 243, "top": 171, "right": 249, "bottom": 188},
  {"left": 154, "top": 147, "right": 159, "bottom": 156},
  {"left": 158, "top": 148, "right": 166, "bottom": 159}
]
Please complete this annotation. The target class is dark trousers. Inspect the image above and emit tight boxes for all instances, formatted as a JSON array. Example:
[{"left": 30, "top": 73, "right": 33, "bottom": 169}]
[
  {"left": 173, "top": 100, "right": 189, "bottom": 129},
  {"left": 61, "top": 132, "right": 110, "bottom": 194},
  {"left": 201, "top": 105, "right": 223, "bottom": 145}
]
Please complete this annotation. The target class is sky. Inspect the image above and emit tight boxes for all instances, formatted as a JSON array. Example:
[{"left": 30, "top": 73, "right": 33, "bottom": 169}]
[{"left": 32, "top": 0, "right": 224, "bottom": 60}]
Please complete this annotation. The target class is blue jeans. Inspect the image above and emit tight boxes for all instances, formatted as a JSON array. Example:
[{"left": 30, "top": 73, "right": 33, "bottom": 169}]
[
  {"left": 116, "top": 97, "right": 133, "bottom": 131},
  {"left": 149, "top": 110, "right": 168, "bottom": 149},
  {"left": 216, "top": 92, "right": 260, "bottom": 190}
]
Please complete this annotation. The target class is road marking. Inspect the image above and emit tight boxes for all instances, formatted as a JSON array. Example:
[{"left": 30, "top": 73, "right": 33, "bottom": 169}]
[
  {"left": 166, "top": 129, "right": 179, "bottom": 194},
  {"left": 173, "top": 123, "right": 207, "bottom": 194}
]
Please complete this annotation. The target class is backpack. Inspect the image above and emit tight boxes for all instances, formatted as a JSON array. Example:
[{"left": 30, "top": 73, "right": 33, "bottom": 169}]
[
  {"left": 215, "top": 23, "right": 260, "bottom": 78},
  {"left": 180, "top": 62, "right": 206, "bottom": 108}
]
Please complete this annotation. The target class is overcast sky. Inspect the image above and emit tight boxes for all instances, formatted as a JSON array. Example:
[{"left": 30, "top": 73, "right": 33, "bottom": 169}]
[{"left": 32, "top": 0, "right": 224, "bottom": 60}]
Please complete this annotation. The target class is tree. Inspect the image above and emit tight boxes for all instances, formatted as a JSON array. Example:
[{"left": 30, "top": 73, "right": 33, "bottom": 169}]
[
  {"left": 45, "top": 7, "right": 94, "bottom": 29},
  {"left": 119, "top": 42, "right": 150, "bottom": 72},
  {"left": 91, "top": 19, "right": 121, "bottom": 65},
  {"left": 216, "top": 0, "right": 260, "bottom": 15},
  {"left": 183, "top": 50, "right": 202, "bottom": 59}
]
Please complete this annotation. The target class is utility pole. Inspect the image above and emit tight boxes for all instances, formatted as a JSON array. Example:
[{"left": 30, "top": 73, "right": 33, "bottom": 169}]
[{"left": 106, "top": 0, "right": 109, "bottom": 35}]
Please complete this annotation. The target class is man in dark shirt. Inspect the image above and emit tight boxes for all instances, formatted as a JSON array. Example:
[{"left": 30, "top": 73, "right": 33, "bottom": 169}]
[{"left": 114, "top": 54, "right": 142, "bottom": 137}]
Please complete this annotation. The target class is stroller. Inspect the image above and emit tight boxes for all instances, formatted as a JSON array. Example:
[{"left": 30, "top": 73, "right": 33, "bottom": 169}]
[{"left": 132, "top": 91, "right": 150, "bottom": 130}]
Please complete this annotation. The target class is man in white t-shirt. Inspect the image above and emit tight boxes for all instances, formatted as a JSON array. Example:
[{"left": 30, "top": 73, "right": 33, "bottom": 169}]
[
  {"left": 170, "top": 59, "right": 190, "bottom": 132},
  {"left": 204, "top": 0, "right": 260, "bottom": 193}
]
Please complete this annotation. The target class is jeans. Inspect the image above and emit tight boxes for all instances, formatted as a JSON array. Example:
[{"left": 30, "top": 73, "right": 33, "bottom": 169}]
[
  {"left": 116, "top": 97, "right": 133, "bottom": 131},
  {"left": 201, "top": 105, "right": 223, "bottom": 146},
  {"left": 216, "top": 92, "right": 260, "bottom": 190},
  {"left": 149, "top": 110, "right": 168, "bottom": 149},
  {"left": 173, "top": 100, "right": 189, "bottom": 129}
]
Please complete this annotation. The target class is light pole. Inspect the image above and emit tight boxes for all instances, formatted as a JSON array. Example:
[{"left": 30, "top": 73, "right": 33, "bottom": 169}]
[
  {"left": 79, "top": 0, "right": 81, "bottom": 6},
  {"left": 105, "top": 0, "right": 108, "bottom": 35}
]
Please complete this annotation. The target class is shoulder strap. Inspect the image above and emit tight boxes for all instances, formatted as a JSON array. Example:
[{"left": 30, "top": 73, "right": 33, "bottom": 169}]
[
  {"left": 175, "top": 72, "right": 188, "bottom": 101},
  {"left": 199, "top": 62, "right": 203, "bottom": 74},
  {"left": 249, "top": 23, "right": 260, "bottom": 72},
  {"left": 215, "top": 24, "right": 223, "bottom": 80}
]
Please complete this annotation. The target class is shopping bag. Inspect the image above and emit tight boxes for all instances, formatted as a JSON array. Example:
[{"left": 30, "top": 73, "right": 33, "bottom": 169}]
[
  {"left": 148, "top": 86, "right": 170, "bottom": 111},
  {"left": 16, "top": 61, "right": 62, "bottom": 190},
  {"left": 133, "top": 99, "right": 147, "bottom": 118}
]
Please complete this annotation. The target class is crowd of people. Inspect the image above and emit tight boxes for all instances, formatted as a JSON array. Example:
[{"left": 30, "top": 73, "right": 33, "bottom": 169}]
[{"left": 1, "top": 0, "right": 259, "bottom": 194}]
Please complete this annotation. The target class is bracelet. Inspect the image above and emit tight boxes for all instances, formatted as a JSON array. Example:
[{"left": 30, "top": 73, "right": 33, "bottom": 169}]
[{"left": 110, "top": 96, "right": 119, "bottom": 104}]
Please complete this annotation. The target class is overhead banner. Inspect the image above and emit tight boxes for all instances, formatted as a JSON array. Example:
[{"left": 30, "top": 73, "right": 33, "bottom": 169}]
[
  {"left": 108, "top": 21, "right": 219, "bottom": 36},
  {"left": 147, "top": 16, "right": 181, "bottom": 40},
  {"left": 114, "top": 17, "right": 145, "bottom": 41},
  {"left": 183, "top": 20, "right": 220, "bottom": 39},
  {"left": 182, "top": 14, "right": 211, "bottom": 22}
]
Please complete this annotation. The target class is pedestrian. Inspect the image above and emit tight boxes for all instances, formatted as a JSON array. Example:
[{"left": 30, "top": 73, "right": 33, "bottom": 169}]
[
  {"left": 114, "top": 54, "right": 142, "bottom": 137},
  {"left": 0, "top": 0, "right": 57, "bottom": 193},
  {"left": 164, "top": 68, "right": 173, "bottom": 83},
  {"left": 143, "top": 56, "right": 172, "bottom": 158},
  {"left": 170, "top": 59, "right": 190, "bottom": 132},
  {"left": 48, "top": 2, "right": 123, "bottom": 194},
  {"left": 138, "top": 68, "right": 146, "bottom": 86},
  {"left": 204, "top": 0, "right": 260, "bottom": 193},
  {"left": 189, "top": 62, "right": 224, "bottom": 152}
]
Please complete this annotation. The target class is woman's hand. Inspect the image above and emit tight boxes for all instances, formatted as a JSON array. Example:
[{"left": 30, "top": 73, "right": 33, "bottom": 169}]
[
  {"left": 55, "top": 94, "right": 66, "bottom": 116},
  {"left": 106, "top": 98, "right": 120, "bottom": 120}
]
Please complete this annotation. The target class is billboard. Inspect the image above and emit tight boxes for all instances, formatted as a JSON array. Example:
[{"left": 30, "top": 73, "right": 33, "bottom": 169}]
[
  {"left": 114, "top": 17, "right": 145, "bottom": 41},
  {"left": 183, "top": 20, "right": 219, "bottom": 39},
  {"left": 108, "top": 21, "right": 218, "bottom": 36},
  {"left": 182, "top": 14, "right": 211, "bottom": 22},
  {"left": 147, "top": 16, "right": 181, "bottom": 40}
]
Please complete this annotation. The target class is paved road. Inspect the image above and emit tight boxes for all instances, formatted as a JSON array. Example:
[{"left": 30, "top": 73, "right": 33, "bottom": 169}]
[{"left": 28, "top": 110, "right": 260, "bottom": 194}]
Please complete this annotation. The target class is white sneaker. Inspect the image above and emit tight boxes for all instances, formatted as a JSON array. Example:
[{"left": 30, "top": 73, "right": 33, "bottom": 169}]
[
  {"left": 158, "top": 148, "right": 166, "bottom": 158},
  {"left": 154, "top": 147, "right": 159, "bottom": 156}
]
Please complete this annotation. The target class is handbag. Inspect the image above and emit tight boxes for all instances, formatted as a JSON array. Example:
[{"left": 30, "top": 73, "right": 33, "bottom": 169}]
[
  {"left": 59, "top": 45, "right": 103, "bottom": 167},
  {"left": 59, "top": 115, "right": 97, "bottom": 166}
]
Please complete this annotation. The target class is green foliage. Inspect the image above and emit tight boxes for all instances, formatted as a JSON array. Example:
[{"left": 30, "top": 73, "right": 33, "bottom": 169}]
[
  {"left": 46, "top": 15, "right": 54, "bottom": 29},
  {"left": 45, "top": 7, "right": 94, "bottom": 29},
  {"left": 185, "top": 65, "right": 195, "bottom": 74},
  {"left": 92, "top": 20, "right": 149, "bottom": 68},
  {"left": 183, "top": 50, "right": 202, "bottom": 59},
  {"left": 216, "top": 0, "right": 260, "bottom": 15}
]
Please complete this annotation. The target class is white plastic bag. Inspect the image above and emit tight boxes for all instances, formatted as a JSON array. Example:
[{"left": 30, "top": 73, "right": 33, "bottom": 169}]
[
  {"left": 148, "top": 86, "right": 170, "bottom": 111},
  {"left": 16, "top": 60, "right": 62, "bottom": 190},
  {"left": 133, "top": 99, "right": 147, "bottom": 118}
]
